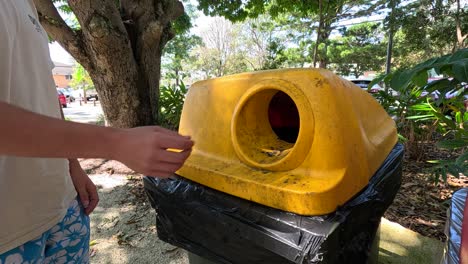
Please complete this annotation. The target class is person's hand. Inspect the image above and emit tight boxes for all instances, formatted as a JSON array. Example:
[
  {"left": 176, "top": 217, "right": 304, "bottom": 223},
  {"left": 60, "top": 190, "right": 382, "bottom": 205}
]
[
  {"left": 113, "top": 126, "right": 194, "bottom": 178},
  {"left": 69, "top": 159, "right": 99, "bottom": 215}
]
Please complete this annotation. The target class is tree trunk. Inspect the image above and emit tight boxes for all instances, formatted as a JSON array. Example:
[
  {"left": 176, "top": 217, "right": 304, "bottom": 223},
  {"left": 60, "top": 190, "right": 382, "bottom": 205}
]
[
  {"left": 175, "top": 68, "right": 180, "bottom": 86},
  {"left": 318, "top": 22, "right": 332, "bottom": 68},
  {"left": 83, "top": 87, "right": 87, "bottom": 104},
  {"left": 455, "top": 0, "right": 467, "bottom": 49},
  {"left": 34, "top": 0, "right": 184, "bottom": 128},
  {"left": 385, "top": 0, "right": 396, "bottom": 75},
  {"left": 312, "top": 0, "right": 323, "bottom": 68},
  {"left": 312, "top": 0, "right": 338, "bottom": 69}
]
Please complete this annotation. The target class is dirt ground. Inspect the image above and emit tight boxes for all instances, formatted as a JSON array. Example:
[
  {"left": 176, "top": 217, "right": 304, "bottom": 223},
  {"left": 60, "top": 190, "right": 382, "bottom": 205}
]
[
  {"left": 79, "top": 159, "right": 189, "bottom": 264},
  {"left": 384, "top": 142, "right": 467, "bottom": 241}
]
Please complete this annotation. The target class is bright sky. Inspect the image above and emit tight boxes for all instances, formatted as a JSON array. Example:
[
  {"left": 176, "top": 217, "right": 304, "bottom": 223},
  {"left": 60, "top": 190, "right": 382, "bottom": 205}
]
[{"left": 49, "top": 42, "right": 75, "bottom": 65}]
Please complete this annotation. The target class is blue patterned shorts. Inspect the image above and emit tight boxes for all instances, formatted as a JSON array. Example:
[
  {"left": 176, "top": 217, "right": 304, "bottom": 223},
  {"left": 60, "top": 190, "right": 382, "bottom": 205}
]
[{"left": 0, "top": 198, "right": 90, "bottom": 264}]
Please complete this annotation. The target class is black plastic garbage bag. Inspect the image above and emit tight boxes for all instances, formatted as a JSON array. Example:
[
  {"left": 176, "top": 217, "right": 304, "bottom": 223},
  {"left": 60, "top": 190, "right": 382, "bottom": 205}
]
[{"left": 144, "top": 143, "right": 404, "bottom": 264}]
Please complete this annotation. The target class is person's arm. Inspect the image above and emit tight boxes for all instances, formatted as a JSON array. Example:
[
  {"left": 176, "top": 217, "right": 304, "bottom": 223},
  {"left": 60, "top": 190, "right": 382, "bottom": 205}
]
[
  {"left": 54, "top": 103, "right": 99, "bottom": 215},
  {"left": 0, "top": 101, "right": 194, "bottom": 177},
  {"left": 68, "top": 158, "right": 99, "bottom": 215}
]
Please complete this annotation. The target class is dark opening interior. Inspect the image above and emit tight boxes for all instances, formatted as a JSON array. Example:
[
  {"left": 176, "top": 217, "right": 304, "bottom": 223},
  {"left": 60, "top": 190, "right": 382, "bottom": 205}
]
[{"left": 268, "top": 91, "right": 300, "bottom": 143}]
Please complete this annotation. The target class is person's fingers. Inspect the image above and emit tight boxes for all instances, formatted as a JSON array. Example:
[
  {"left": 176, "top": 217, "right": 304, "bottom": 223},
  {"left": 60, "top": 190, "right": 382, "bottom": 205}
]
[
  {"left": 147, "top": 170, "right": 174, "bottom": 178},
  {"left": 156, "top": 134, "right": 194, "bottom": 150},
  {"left": 85, "top": 182, "right": 99, "bottom": 215},
  {"left": 157, "top": 149, "right": 192, "bottom": 164},
  {"left": 77, "top": 187, "right": 90, "bottom": 209},
  {"left": 161, "top": 162, "right": 185, "bottom": 173},
  {"left": 153, "top": 126, "right": 191, "bottom": 138}
]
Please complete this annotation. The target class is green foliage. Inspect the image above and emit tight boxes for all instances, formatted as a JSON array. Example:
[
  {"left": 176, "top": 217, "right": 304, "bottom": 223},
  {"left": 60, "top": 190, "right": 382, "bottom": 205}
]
[
  {"left": 196, "top": 0, "right": 378, "bottom": 22},
  {"left": 391, "top": 0, "right": 468, "bottom": 68},
  {"left": 262, "top": 40, "right": 287, "bottom": 70},
  {"left": 162, "top": 32, "right": 202, "bottom": 85},
  {"left": 328, "top": 22, "right": 386, "bottom": 77},
  {"left": 196, "top": 0, "right": 385, "bottom": 66},
  {"left": 95, "top": 114, "right": 106, "bottom": 126},
  {"left": 373, "top": 48, "right": 468, "bottom": 183},
  {"left": 158, "top": 82, "right": 188, "bottom": 130},
  {"left": 189, "top": 18, "right": 251, "bottom": 78},
  {"left": 70, "top": 64, "right": 93, "bottom": 90},
  {"left": 161, "top": 2, "right": 202, "bottom": 90}
]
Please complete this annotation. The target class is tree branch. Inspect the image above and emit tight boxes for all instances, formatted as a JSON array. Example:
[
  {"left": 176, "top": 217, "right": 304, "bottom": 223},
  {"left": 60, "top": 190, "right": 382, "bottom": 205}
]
[
  {"left": 120, "top": 0, "right": 185, "bottom": 121},
  {"left": 33, "top": 0, "right": 92, "bottom": 69}
]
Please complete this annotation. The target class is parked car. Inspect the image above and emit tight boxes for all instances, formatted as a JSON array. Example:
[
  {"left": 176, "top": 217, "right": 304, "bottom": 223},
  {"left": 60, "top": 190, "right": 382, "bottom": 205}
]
[
  {"left": 348, "top": 78, "right": 400, "bottom": 97},
  {"left": 57, "top": 88, "right": 75, "bottom": 102},
  {"left": 86, "top": 89, "right": 98, "bottom": 101},
  {"left": 57, "top": 90, "right": 67, "bottom": 108},
  {"left": 349, "top": 79, "right": 382, "bottom": 93}
]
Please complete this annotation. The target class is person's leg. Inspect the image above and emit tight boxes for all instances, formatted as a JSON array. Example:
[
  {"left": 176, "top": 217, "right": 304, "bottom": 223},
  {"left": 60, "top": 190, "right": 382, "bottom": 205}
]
[
  {"left": 44, "top": 199, "right": 90, "bottom": 264},
  {"left": 0, "top": 232, "right": 50, "bottom": 264},
  {"left": 0, "top": 198, "right": 89, "bottom": 264}
]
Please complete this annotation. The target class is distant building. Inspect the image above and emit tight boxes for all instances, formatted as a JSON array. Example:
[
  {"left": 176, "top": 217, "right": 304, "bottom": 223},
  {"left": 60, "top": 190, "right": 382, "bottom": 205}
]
[{"left": 52, "top": 61, "right": 73, "bottom": 88}]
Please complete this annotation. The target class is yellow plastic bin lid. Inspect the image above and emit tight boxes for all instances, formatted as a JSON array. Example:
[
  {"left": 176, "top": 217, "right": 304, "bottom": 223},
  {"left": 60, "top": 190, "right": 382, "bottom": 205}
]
[{"left": 177, "top": 68, "right": 397, "bottom": 215}]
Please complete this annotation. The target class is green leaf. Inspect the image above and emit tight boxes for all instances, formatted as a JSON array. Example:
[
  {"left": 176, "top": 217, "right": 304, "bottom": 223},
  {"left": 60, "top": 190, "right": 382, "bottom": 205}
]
[
  {"left": 423, "top": 78, "right": 452, "bottom": 93},
  {"left": 417, "top": 57, "right": 439, "bottom": 68},
  {"left": 412, "top": 70, "right": 428, "bottom": 87},
  {"left": 436, "top": 139, "right": 468, "bottom": 149},
  {"left": 391, "top": 70, "right": 415, "bottom": 92},
  {"left": 439, "top": 63, "right": 455, "bottom": 76},
  {"left": 397, "top": 134, "right": 408, "bottom": 142},
  {"left": 447, "top": 164, "right": 461, "bottom": 177},
  {"left": 433, "top": 112, "right": 457, "bottom": 129},
  {"left": 448, "top": 48, "right": 468, "bottom": 62},
  {"left": 456, "top": 152, "right": 468, "bottom": 165},
  {"left": 456, "top": 111, "right": 462, "bottom": 124},
  {"left": 434, "top": 53, "right": 452, "bottom": 65},
  {"left": 406, "top": 114, "right": 435, "bottom": 121},
  {"left": 410, "top": 102, "right": 433, "bottom": 111},
  {"left": 452, "top": 59, "right": 468, "bottom": 82},
  {"left": 369, "top": 74, "right": 387, "bottom": 90},
  {"left": 442, "top": 167, "right": 448, "bottom": 182}
]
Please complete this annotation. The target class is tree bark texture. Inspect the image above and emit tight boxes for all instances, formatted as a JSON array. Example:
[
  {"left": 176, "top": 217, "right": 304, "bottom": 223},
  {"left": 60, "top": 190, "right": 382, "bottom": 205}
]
[
  {"left": 455, "top": 0, "right": 467, "bottom": 49},
  {"left": 34, "top": 0, "right": 184, "bottom": 128},
  {"left": 312, "top": 0, "right": 323, "bottom": 68},
  {"left": 312, "top": 0, "right": 341, "bottom": 69}
]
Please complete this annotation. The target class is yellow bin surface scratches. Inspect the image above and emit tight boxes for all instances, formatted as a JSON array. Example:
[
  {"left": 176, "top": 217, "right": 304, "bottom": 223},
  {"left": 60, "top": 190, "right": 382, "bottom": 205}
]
[{"left": 177, "top": 68, "right": 397, "bottom": 215}]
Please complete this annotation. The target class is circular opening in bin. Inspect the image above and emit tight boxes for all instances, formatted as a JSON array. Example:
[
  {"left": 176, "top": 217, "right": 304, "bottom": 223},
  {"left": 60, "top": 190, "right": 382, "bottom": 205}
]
[
  {"left": 268, "top": 91, "right": 300, "bottom": 143},
  {"left": 231, "top": 80, "right": 314, "bottom": 171}
]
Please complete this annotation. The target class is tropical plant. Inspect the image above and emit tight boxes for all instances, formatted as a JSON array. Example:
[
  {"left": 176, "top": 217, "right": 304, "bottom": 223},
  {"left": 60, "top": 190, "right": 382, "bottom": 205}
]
[
  {"left": 371, "top": 48, "right": 468, "bottom": 182},
  {"left": 158, "top": 81, "right": 188, "bottom": 130}
]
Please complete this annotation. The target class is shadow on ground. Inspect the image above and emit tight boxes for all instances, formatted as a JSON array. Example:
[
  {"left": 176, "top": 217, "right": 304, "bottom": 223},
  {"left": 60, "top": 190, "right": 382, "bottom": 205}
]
[{"left": 89, "top": 175, "right": 188, "bottom": 264}]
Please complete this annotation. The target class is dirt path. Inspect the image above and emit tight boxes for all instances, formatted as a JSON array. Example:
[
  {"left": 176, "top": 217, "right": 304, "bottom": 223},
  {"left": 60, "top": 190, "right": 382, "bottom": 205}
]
[{"left": 80, "top": 159, "right": 189, "bottom": 264}]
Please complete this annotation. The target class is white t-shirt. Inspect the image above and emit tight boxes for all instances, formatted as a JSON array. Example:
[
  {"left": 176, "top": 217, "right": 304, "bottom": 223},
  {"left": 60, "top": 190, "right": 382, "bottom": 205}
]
[{"left": 0, "top": 0, "right": 77, "bottom": 254}]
